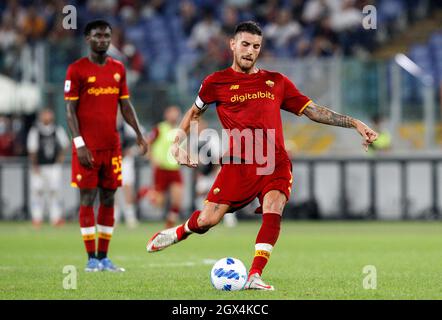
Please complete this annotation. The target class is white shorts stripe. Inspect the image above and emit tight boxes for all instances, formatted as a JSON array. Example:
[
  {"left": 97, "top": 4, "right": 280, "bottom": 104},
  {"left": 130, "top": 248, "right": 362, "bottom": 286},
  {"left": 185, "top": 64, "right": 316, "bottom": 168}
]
[
  {"left": 80, "top": 226, "right": 96, "bottom": 235},
  {"left": 255, "top": 243, "right": 273, "bottom": 253},
  {"left": 97, "top": 224, "right": 114, "bottom": 235}
]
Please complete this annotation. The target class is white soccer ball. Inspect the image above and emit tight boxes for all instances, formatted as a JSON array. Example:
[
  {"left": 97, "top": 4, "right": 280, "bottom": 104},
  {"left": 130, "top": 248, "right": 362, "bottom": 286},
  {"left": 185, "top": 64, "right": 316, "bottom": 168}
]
[{"left": 210, "top": 257, "right": 248, "bottom": 291}]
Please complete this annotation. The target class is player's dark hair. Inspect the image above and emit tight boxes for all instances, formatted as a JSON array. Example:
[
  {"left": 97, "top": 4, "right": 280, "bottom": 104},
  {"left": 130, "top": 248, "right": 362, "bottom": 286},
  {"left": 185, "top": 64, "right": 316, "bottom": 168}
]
[
  {"left": 84, "top": 19, "right": 112, "bottom": 36},
  {"left": 233, "top": 21, "right": 262, "bottom": 37}
]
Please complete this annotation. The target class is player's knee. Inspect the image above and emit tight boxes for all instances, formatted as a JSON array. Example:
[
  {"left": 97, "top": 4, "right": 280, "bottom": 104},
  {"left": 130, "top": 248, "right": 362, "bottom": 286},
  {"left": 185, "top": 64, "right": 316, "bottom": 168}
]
[
  {"left": 80, "top": 189, "right": 97, "bottom": 206},
  {"left": 101, "top": 194, "right": 115, "bottom": 207},
  {"left": 101, "top": 192, "right": 115, "bottom": 207},
  {"left": 263, "top": 192, "right": 286, "bottom": 214}
]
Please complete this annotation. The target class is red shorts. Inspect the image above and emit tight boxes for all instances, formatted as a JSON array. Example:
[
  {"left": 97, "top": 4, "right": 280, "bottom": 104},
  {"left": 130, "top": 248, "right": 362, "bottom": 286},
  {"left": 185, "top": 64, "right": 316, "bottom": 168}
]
[
  {"left": 154, "top": 167, "right": 182, "bottom": 192},
  {"left": 71, "top": 147, "right": 122, "bottom": 190},
  {"left": 206, "top": 158, "right": 293, "bottom": 213}
]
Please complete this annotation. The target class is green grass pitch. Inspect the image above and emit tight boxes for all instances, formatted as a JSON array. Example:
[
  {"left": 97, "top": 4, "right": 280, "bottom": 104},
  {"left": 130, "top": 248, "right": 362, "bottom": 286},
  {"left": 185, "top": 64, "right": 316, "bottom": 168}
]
[{"left": 0, "top": 220, "right": 441, "bottom": 299}]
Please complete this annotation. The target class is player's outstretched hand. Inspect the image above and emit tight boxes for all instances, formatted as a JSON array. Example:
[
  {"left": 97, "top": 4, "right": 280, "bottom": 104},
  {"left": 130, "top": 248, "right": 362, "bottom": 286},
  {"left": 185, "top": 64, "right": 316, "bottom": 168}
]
[
  {"left": 77, "top": 146, "right": 94, "bottom": 168},
  {"left": 355, "top": 120, "right": 379, "bottom": 152},
  {"left": 171, "top": 143, "right": 197, "bottom": 168},
  {"left": 137, "top": 135, "right": 148, "bottom": 155}
]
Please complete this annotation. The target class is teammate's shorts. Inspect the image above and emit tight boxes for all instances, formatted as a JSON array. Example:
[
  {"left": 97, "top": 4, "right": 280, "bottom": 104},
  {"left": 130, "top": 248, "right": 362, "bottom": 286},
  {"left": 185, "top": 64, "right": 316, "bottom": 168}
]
[
  {"left": 121, "top": 155, "right": 135, "bottom": 186},
  {"left": 71, "top": 147, "right": 122, "bottom": 190},
  {"left": 31, "top": 163, "right": 63, "bottom": 192},
  {"left": 154, "top": 167, "right": 183, "bottom": 192},
  {"left": 205, "top": 158, "right": 293, "bottom": 213}
]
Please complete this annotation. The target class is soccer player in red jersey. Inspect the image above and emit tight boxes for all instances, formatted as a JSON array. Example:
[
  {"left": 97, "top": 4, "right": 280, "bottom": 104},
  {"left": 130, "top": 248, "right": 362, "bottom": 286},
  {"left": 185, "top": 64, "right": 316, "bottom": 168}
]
[
  {"left": 65, "top": 20, "right": 148, "bottom": 272},
  {"left": 147, "top": 21, "right": 378, "bottom": 289}
]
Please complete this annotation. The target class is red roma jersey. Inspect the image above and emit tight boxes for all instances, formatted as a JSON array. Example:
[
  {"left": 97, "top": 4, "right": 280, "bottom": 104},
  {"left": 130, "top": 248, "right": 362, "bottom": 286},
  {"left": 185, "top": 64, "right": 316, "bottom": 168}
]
[
  {"left": 64, "top": 56, "right": 130, "bottom": 150},
  {"left": 195, "top": 67, "right": 312, "bottom": 163}
]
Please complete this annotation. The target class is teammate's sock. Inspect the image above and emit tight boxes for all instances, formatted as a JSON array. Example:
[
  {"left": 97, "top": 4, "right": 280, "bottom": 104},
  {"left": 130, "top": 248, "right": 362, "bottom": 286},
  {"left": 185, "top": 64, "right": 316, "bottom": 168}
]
[
  {"left": 79, "top": 206, "right": 96, "bottom": 258},
  {"left": 186, "top": 210, "right": 210, "bottom": 234},
  {"left": 165, "top": 205, "right": 180, "bottom": 228},
  {"left": 97, "top": 205, "right": 115, "bottom": 258},
  {"left": 249, "top": 213, "right": 281, "bottom": 277}
]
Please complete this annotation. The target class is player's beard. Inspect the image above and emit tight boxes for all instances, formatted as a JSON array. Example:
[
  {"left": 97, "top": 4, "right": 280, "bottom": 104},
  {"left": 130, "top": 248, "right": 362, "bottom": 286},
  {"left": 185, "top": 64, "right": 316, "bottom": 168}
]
[{"left": 236, "top": 55, "right": 256, "bottom": 73}]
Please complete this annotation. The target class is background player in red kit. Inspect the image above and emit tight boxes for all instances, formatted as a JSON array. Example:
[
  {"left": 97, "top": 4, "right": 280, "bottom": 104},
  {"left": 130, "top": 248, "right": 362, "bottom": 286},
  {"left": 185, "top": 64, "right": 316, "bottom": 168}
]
[
  {"left": 65, "top": 20, "right": 148, "bottom": 272},
  {"left": 147, "top": 21, "right": 378, "bottom": 289}
]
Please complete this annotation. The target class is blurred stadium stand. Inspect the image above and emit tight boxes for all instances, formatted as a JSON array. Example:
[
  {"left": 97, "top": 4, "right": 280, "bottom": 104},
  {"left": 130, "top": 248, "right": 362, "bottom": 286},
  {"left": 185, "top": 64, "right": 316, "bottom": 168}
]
[{"left": 1, "top": 0, "right": 442, "bottom": 220}]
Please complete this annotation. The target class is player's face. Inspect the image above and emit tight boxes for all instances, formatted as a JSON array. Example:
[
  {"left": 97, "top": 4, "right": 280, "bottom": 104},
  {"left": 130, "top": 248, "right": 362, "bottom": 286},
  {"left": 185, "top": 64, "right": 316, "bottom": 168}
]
[
  {"left": 40, "top": 110, "right": 54, "bottom": 126},
  {"left": 87, "top": 27, "right": 112, "bottom": 54},
  {"left": 230, "top": 32, "right": 262, "bottom": 72}
]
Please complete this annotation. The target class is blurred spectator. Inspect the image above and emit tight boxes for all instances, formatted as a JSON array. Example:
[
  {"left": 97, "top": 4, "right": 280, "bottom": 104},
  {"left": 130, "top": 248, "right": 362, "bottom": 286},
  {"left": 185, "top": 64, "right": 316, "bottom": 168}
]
[
  {"left": 264, "top": 10, "right": 302, "bottom": 57},
  {"left": 27, "top": 108, "right": 69, "bottom": 228},
  {"left": 189, "top": 7, "right": 221, "bottom": 50},
  {"left": 302, "top": 0, "right": 331, "bottom": 25},
  {"left": 310, "top": 15, "right": 340, "bottom": 57},
  {"left": 330, "top": 0, "right": 362, "bottom": 33},
  {"left": 21, "top": 5, "right": 47, "bottom": 43},
  {"left": 0, "top": 15, "right": 18, "bottom": 51},
  {"left": 11, "top": 114, "right": 27, "bottom": 156},
  {"left": 193, "top": 34, "right": 231, "bottom": 81},
  {"left": 0, "top": 115, "right": 15, "bottom": 157},
  {"left": 179, "top": 0, "right": 198, "bottom": 37},
  {"left": 122, "top": 42, "right": 145, "bottom": 86},
  {"left": 220, "top": 5, "right": 239, "bottom": 35},
  {"left": 145, "top": 105, "right": 184, "bottom": 228},
  {"left": 114, "top": 120, "right": 143, "bottom": 229},
  {"left": 290, "top": 0, "right": 308, "bottom": 24}
]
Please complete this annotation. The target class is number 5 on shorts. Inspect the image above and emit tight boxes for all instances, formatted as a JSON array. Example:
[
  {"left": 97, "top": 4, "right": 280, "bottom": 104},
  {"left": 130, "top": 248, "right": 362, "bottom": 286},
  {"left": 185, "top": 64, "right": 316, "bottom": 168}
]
[{"left": 112, "top": 156, "right": 122, "bottom": 174}]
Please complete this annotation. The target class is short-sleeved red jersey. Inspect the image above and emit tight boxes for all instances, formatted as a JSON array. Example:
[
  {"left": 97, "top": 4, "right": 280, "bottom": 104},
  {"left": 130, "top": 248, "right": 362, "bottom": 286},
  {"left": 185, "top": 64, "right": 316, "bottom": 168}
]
[
  {"left": 195, "top": 67, "right": 311, "bottom": 162},
  {"left": 64, "top": 56, "right": 130, "bottom": 150}
]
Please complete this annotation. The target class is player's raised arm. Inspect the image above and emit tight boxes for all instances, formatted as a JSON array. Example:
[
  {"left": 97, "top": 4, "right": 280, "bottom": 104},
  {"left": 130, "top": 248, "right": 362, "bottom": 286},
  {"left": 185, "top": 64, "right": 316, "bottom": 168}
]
[
  {"left": 66, "top": 100, "right": 94, "bottom": 168},
  {"left": 119, "top": 99, "right": 148, "bottom": 155},
  {"left": 302, "top": 101, "right": 379, "bottom": 152},
  {"left": 171, "top": 103, "right": 205, "bottom": 168}
]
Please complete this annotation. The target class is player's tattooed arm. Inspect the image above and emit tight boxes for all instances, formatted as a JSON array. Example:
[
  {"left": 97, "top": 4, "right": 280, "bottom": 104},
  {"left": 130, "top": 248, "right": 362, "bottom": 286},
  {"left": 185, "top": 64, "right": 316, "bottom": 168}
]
[
  {"left": 303, "top": 102, "right": 379, "bottom": 151},
  {"left": 303, "top": 102, "right": 356, "bottom": 128}
]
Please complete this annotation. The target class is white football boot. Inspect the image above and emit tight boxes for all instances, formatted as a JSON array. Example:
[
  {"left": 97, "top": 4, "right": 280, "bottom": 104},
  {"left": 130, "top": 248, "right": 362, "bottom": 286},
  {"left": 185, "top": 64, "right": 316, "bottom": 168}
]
[
  {"left": 244, "top": 273, "right": 275, "bottom": 291},
  {"left": 146, "top": 226, "right": 179, "bottom": 252}
]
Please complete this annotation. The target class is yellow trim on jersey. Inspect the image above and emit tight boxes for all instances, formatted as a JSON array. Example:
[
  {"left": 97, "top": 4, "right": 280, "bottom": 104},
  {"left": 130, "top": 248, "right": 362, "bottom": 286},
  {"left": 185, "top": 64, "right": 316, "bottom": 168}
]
[
  {"left": 297, "top": 99, "right": 312, "bottom": 115},
  {"left": 119, "top": 95, "right": 130, "bottom": 99},
  {"left": 65, "top": 97, "right": 79, "bottom": 101},
  {"left": 71, "top": 182, "right": 78, "bottom": 188}
]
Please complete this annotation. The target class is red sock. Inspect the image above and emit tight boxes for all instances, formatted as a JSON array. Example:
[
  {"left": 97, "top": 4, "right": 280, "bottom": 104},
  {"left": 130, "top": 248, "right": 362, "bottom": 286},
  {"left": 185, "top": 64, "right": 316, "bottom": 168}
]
[
  {"left": 187, "top": 210, "right": 210, "bottom": 234},
  {"left": 79, "top": 206, "right": 96, "bottom": 257},
  {"left": 97, "top": 205, "right": 115, "bottom": 258},
  {"left": 249, "top": 213, "right": 281, "bottom": 277}
]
